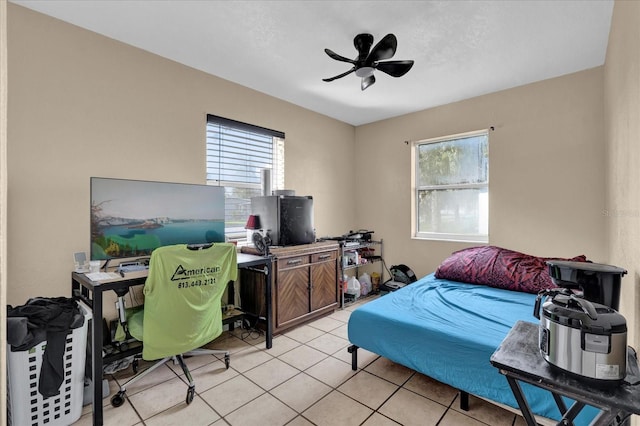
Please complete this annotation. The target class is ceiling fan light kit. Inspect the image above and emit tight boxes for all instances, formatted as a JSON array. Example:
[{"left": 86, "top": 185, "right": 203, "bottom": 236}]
[
  {"left": 323, "top": 33, "right": 414, "bottom": 91},
  {"left": 355, "top": 67, "right": 374, "bottom": 78}
]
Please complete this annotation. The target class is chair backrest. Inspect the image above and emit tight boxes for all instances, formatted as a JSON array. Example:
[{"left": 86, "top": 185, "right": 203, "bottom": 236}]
[{"left": 140, "top": 243, "right": 237, "bottom": 360}]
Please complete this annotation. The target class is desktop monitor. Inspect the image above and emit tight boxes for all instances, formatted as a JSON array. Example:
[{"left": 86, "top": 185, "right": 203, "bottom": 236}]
[{"left": 90, "top": 177, "right": 225, "bottom": 261}]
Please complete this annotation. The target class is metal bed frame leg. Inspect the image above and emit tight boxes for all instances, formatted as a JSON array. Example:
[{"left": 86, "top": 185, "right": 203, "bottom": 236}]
[
  {"left": 348, "top": 345, "right": 358, "bottom": 370},
  {"left": 459, "top": 391, "right": 469, "bottom": 411}
]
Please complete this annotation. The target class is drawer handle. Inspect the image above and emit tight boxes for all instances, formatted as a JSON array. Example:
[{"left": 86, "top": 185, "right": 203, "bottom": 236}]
[
  {"left": 318, "top": 254, "right": 331, "bottom": 260},
  {"left": 287, "top": 259, "right": 303, "bottom": 265}
]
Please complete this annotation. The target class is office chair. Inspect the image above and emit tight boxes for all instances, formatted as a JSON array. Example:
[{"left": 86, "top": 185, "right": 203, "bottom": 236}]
[{"left": 110, "top": 242, "right": 238, "bottom": 407}]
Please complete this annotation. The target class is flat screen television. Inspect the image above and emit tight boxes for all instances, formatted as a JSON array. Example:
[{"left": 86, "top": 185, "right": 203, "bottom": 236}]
[{"left": 90, "top": 177, "right": 225, "bottom": 261}]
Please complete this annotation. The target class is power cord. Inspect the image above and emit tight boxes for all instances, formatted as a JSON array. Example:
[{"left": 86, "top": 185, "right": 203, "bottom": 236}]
[
  {"left": 240, "top": 315, "right": 264, "bottom": 341},
  {"left": 237, "top": 290, "right": 265, "bottom": 342}
]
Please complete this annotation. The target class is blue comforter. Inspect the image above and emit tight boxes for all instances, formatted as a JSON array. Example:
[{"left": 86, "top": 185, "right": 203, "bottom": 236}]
[{"left": 348, "top": 273, "right": 597, "bottom": 424}]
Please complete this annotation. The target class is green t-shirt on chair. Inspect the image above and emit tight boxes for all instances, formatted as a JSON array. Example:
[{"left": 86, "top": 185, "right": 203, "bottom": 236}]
[{"left": 140, "top": 243, "right": 238, "bottom": 360}]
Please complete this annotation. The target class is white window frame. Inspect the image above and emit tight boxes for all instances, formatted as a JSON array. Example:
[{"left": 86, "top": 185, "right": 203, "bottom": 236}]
[
  {"left": 411, "top": 129, "right": 489, "bottom": 243},
  {"left": 206, "top": 115, "right": 284, "bottom": 243}
]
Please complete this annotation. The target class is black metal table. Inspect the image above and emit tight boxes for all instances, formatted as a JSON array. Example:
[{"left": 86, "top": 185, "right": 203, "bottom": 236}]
[
  {"left": 490, "top": 320, "right": 640, "bottom": 426},
  {"left": 72, "top": 252, "right": 273, "bottom": 426}
]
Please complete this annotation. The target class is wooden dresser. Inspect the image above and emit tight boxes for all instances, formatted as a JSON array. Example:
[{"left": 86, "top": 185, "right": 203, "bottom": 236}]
[{"left": 240, "top": 241, "right": 339, "bottom": 335}]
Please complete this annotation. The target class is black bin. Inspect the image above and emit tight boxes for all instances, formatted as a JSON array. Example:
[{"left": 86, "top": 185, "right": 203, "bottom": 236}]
[{"left": 546, "top": 260, "right": 627, "bottom": 311}]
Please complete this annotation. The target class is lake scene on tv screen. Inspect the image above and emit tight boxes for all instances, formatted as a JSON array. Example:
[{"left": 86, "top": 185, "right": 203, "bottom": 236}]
[{"left": 91, "top": 178, "right": 225, "bottom": 260}]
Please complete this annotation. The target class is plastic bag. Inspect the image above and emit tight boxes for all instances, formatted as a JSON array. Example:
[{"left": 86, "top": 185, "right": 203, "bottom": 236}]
[{"left": 359, "top": 273, "right": 372, "bottom": 296}]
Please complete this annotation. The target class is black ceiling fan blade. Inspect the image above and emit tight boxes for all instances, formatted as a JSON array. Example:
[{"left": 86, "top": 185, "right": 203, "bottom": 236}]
[
  {"left": 366, "top": 34, "right": 397, "bottom": 64},
  {"left": 323, "top": 67, "right": 356, "bottom": 82},
  {"left": 324, "top": 48, "right": 356, "bottom": 64},
  {"left": 361, "top": 75, "right": 375, "bottom": 91},
  {"left": 353, "top": 33, "right": 374, "bottom": 60},
  {"left": 376, "top": 60, "right": 414, "bottom": 77}
]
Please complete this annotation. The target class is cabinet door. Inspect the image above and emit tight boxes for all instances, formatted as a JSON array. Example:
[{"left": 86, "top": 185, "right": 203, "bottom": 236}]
[
  {"left": 276, "top": 262, "right": 310, "bottom": 327},
  {"left": 310, "top": 251, "right": 338, "bottom": 312}
]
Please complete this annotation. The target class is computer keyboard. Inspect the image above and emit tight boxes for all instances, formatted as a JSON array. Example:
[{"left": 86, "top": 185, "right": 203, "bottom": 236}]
[
  {"left": 86, "top": 272, "right": 121, "bottom": 281},
  {"left": 118, "top": 263, "right": 149, "bottom": 273}
]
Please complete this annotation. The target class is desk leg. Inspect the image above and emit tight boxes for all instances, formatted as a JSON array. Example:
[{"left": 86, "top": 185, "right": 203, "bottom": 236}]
[
  {"left": 264, "top": 261, "right": 272, "bottom": 349},
  {"left": 92, "top": 288, "right": 104, "bottom": 426},
  {"left": 505, "top": 376, "right": 538, "bottom": 426}
]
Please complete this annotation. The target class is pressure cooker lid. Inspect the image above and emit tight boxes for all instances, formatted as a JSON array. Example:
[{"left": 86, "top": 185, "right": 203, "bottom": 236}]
[{"left": 542, "top": 295, "right": 627, "bottom": 333}]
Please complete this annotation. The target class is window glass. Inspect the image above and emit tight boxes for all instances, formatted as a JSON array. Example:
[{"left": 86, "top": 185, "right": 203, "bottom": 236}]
[
  {"left": 417, "top": 136, "right": 488, "bottom": 186},
  {"left": 413, "top": 132, "right": 488, "bottom": 242}
]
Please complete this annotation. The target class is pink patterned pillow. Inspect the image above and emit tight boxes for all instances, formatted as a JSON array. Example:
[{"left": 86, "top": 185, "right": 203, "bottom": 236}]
[{"left": 435, "top": 246, "right": 588, "bottom": 294}]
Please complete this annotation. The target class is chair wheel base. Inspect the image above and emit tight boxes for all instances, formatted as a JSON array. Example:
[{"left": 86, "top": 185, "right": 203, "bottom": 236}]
[
  {"left": 111, "top": 391, "right": 126, "bottom": 407},
  {"left": 186, "top": 386, "right": 195, "bottom": 404}
]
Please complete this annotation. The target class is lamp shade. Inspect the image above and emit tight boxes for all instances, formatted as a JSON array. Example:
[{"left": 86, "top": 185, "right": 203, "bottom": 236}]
[{"left": 245, "top": 215, "right": 261, "bottom": 230}]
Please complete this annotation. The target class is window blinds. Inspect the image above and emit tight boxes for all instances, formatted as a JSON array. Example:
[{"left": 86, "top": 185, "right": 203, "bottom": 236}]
[{"left": 206, "top": 115, "right": 284, "bottom": 187}]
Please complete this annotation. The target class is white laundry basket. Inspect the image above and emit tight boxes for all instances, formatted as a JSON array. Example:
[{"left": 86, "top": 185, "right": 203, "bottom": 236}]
[{"left": 7, "top": 300, "right": 92, "bottom": 426}]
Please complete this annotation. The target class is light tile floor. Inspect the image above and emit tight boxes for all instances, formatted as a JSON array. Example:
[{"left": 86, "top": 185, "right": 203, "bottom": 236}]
[{"left": 73, "top": 299, "right": 529, "bottom": 426}]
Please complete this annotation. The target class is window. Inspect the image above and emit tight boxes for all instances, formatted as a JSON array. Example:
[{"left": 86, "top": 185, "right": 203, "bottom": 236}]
[
  {"left": 206, "top": 115, "right": 284, "bottom": 242},
  {"left": 412, "top": 130, "right": 488, "bottom": 242}
]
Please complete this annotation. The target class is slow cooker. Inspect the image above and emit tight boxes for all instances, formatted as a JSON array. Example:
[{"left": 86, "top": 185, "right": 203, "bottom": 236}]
[{"left": 534, "top": 289, "right": 627, "bottom": 384}]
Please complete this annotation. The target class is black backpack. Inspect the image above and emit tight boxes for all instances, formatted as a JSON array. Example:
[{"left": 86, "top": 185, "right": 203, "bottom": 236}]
[{"left": 390, "top": 264, "right": 417, "bottom": 284}]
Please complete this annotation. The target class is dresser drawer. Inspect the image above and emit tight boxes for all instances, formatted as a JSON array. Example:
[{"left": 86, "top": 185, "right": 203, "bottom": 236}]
[
  {"left": 312, "top": 251, "right": 337, "bottom": 263},
  {"left": 278, "top": 255, "right": 310, "bottom": 271}
]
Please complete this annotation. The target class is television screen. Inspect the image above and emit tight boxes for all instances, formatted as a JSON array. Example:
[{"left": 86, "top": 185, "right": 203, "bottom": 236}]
[{"left": 90, "top": 177, "right": 225, "bottom": 261}]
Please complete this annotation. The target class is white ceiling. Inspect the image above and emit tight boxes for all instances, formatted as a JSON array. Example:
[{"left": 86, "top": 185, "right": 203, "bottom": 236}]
[{"left": 13, "top": 0, "right": 614, "bottom": 126}]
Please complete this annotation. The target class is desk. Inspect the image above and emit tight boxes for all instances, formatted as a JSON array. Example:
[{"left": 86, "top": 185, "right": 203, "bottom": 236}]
[
  {"left": 71, "top": 252, "right": 272, "bottom": 426},
  {"left": 490, "top": 320, "right": 640, "bottom": 426}
]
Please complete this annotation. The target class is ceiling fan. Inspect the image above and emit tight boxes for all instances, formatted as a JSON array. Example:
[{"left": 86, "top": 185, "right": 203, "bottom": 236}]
[{"left": 323, "top": 33, "right": 414, "bottom": 91}]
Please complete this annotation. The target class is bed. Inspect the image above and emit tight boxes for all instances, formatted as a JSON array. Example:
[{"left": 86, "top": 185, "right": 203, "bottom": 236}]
[{"left": 347, "top": 246, "right": 599, "bottom": 425}]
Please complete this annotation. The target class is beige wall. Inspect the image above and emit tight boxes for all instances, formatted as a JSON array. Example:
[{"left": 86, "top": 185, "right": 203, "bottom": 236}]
[
  {"left": 355, "top": 68, "right": 606, "bottom": 279},
  {"left": 605, "top": 0, "right": 640, "bottom": 352},
  {"left": 1, "top": 0, "right": 8, "bottom": 421},
  {"left": 7, "top": 4, "right": 355, "bottom": 306}
]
